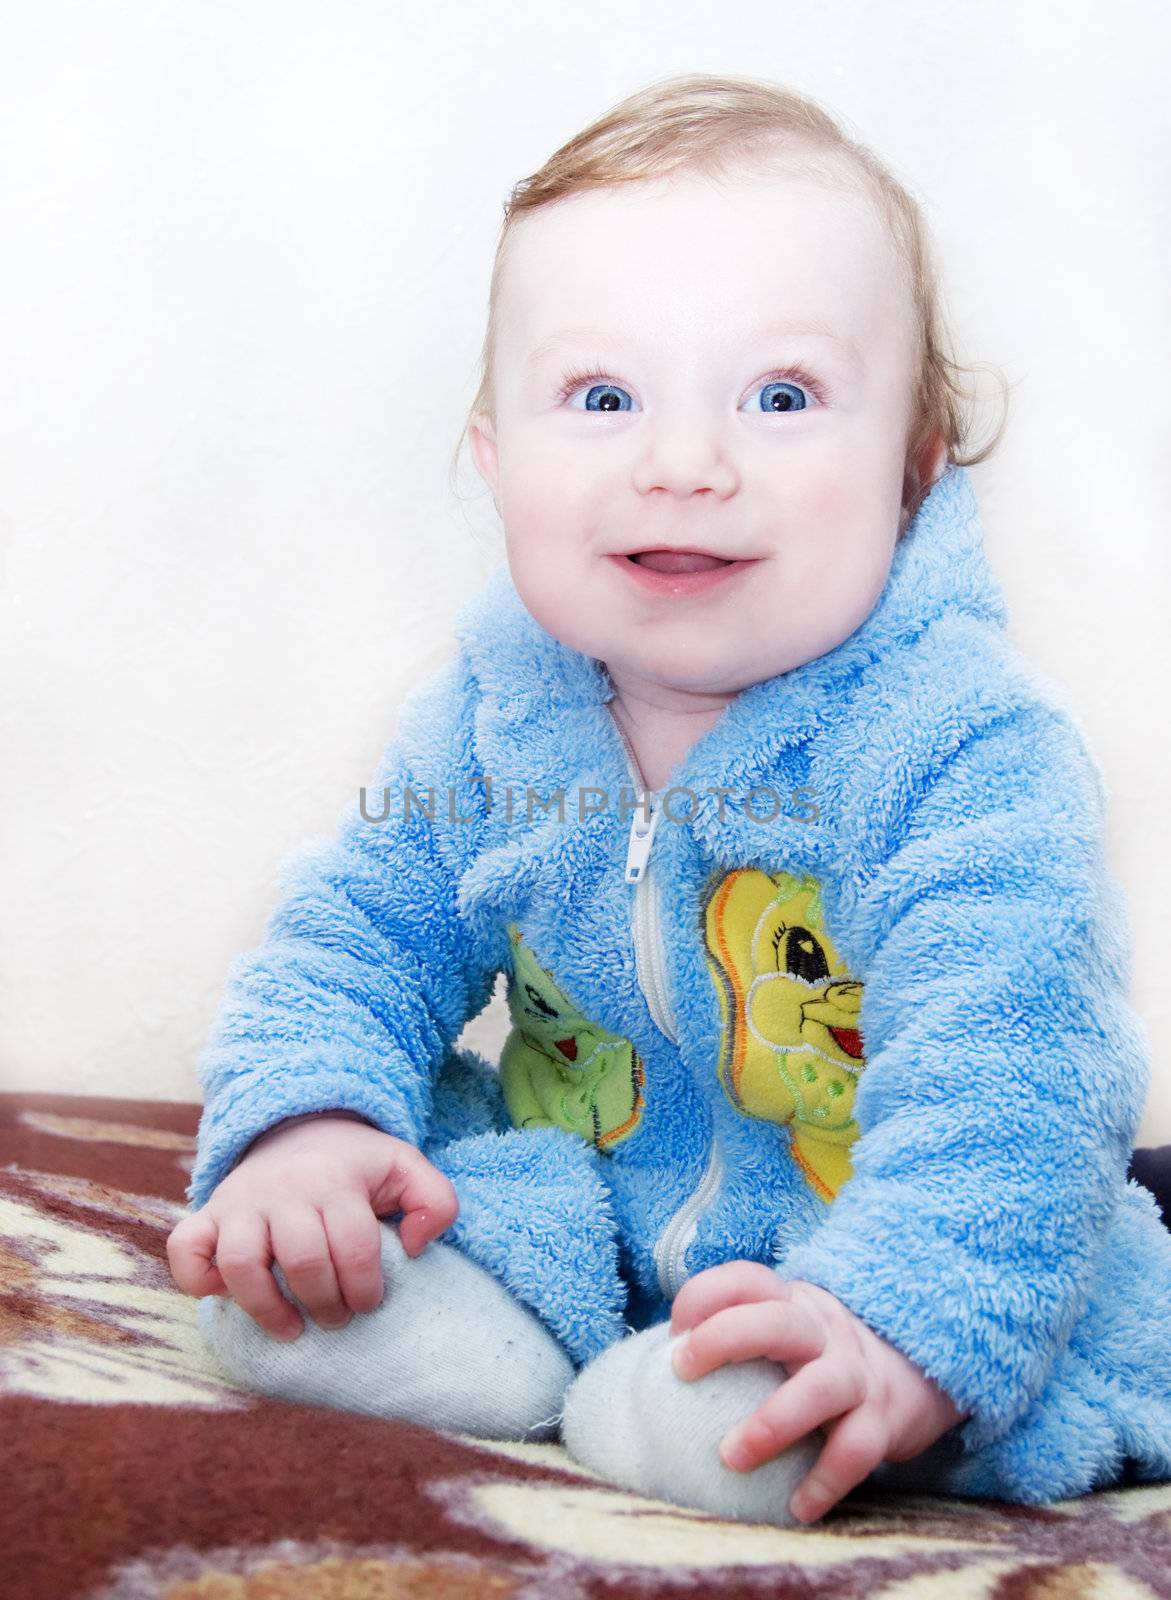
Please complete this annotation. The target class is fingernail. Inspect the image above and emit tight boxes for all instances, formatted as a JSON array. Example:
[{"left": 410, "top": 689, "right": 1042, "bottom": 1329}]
[
  {"left": 277, "top": 1325, "right": 301, "bottom": 1342},
  {"left": 720, "top": 1433, "right": 752, "bottom": 1471},
  {"left": 670, "top": 1341, "right": 694, "bottom": 1379}
]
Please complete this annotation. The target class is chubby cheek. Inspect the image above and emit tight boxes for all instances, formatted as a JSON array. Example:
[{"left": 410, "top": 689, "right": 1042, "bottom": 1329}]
[
  {"left": 808, "top": 526, "right": 898, "bottom": 657},
  {"left": 499, "top": 460, "right": 605, "bottom": 652},
  {"left": 497, "top": 424, "right": 617, "bottom": 537},
  {"left": 794, "top": 473, "right": 859, "bottom": 534},
  {"left": 787, "top": 453, "right": 900, "bottom": 541},
  {"left": 768, "top": 485, "right": 900, "bottom": 662}
]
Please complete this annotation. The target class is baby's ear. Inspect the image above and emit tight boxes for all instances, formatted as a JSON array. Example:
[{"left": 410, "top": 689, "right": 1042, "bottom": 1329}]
[
  {"left": 896, "top": 434, "right": 947, "bottom": 540},
  {"left": 909, "top": 432, "right": 948, "bottom": 498},
  {"left": 924, "top": 435, "right": 949, "bottom": 487},
  {"left": 900, "top": 432, "right": 948, "bottom": 525},
  {"left": 467, "top": 411, "right": 501, "bottom": 501}
]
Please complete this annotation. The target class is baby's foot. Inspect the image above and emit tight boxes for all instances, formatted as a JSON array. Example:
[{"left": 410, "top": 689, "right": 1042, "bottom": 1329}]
[
  {"left": 560, "top": 1319, "right": 823, "bottom": 1525},
  {"left": 196, "top": 1222, "right": 574, "bottom": 1440}
]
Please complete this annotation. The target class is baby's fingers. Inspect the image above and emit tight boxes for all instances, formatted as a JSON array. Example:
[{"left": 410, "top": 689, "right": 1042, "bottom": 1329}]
[
  {"left": 397, "top": 1202, "right": 456, "bottom": 1257},
  {"left": 319, "top": 1190, "right": 385, "bottom": 1314},
  {"left": 788, "top": 1405, "right": 891, "bottom": 1523},
  {"left": 371, "top": 1149, "right": 459, "bottom": 1256},
  {"left": 670, "top": 1260, "right": 790, "bottom": 1334},
  {"left": 720, "top": 1353, "right": 863, "bottom": 1473},
  {"left": 674, "top": 1298, "right": 824, "bottom": 1382},
  {"left": 166, "top": 1210, "right": 227, "bottom": 1297},
  {"left": 216, "top": 1212, "right": 307, "bottom": 1341}
]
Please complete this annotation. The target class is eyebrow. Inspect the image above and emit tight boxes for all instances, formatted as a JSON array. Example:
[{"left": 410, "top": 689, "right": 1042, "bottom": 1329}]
[{"left": 525, "top": 322, "right": 861, "bottom": 369}]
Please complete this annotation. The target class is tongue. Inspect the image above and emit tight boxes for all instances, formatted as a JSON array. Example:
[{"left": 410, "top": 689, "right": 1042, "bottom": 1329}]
[{"left": 633, "top": 550, "right": 731, "bottom": 574}]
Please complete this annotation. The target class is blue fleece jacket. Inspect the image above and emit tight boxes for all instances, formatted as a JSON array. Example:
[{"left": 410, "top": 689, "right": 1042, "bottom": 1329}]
[{"left": 186, "top": 464, "right": 1171, "bottom": 1506}]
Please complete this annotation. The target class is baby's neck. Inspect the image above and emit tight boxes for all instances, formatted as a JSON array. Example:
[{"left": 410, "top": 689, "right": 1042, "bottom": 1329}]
[{"left": 605, "top": 678, "right": 734, "bottom": 793}]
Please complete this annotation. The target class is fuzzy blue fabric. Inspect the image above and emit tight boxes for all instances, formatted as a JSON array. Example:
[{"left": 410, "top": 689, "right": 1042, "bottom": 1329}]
[{"left": 186, "top": 464, "right": 1171, "bottom": 1504}]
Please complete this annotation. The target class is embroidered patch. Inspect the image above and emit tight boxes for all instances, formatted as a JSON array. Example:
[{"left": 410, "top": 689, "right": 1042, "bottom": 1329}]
[
  {"left": 499, "top": 923, "right": 646, "bottom": 1153},
  {"left": 701, "top": 869, "right": 867, "bottom": 1202}
]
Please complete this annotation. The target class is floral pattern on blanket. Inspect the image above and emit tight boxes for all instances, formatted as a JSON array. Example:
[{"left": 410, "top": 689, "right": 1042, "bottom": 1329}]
[{"left": 5, "top": 1091, "right": 1171, "bottom": 1600}]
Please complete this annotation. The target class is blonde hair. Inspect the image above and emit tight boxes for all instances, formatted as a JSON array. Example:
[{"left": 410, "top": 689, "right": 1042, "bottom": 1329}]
[{"left": 451, "top": 72, "right": 1011, "bottom": 530}]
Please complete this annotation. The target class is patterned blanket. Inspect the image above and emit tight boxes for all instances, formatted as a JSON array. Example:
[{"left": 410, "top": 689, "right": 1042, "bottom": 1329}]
[{"left": 6, "top": 1090, "right": 1171, "bottom": 1599}]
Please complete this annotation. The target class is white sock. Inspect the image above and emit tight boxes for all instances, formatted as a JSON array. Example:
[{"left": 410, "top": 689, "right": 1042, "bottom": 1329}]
[
  {"left": 196, "top": 1221, "right": 574, "bottom": 1441},
  {"left": 560, "top": 1319, "right": 824, "bottom": 1525}
]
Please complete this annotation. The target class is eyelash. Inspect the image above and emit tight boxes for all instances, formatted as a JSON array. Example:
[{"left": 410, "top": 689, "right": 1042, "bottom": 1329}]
[{"left": 554, "top": 362, "right": 830, "bottom": 408}]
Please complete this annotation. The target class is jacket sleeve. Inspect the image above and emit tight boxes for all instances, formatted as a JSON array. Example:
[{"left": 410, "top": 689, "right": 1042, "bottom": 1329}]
[
  {"left": 184, "top": 653, "right": 506, "bottom": 1211},
  {"left": 775, "top": 692, "right": 1151, "bottom": 1453}
]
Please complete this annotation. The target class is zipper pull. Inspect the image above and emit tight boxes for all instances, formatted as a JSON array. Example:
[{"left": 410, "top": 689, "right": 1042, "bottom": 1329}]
[{"left": 624, "top": 798, "right": 659, "bottom": 883}]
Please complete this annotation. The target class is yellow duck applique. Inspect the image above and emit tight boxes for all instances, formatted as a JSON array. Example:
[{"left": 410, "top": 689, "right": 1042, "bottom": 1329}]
[
  {"left": 702, "top": 869, "right": 867, "bottom": 1203},
  {"left": 499, "top": 922, "right": 646, "bottom": 1152}
]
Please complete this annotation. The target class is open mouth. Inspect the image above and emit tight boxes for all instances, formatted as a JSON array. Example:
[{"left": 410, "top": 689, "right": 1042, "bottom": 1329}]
[
  {"left": 625, "top": 550, "right": 735, "bottom": 574},
  {"left": 609, "top": 549, "right": 755, "bottom": 596}
]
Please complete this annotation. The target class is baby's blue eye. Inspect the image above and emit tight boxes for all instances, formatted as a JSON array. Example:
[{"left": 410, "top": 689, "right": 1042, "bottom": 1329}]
[
  {"left": 755, "top": 380, "right": 808, "bottom": 413},
  {"left": 578, "top": 383, "right": 633, "bottom": 412},
  {"left": 562, "top": 373, "right": 817, "bottom": 412}
]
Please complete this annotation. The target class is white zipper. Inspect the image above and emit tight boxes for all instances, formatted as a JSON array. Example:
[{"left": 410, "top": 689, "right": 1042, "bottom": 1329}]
[
  {"left": 606, "top": 701, "right": 721, "bottom": 1300},
  {"left": 607, "top": 709, "right": 677, "bottom": 1040},
  {"left": 624, "top": 804, "right": 660, "bottom": 884},
  {"left": 614, "top": 713, "right": 659, "bottom": 885},
  {"left": 654, "top": 1142, "right": 725, "bottom": 1299}
]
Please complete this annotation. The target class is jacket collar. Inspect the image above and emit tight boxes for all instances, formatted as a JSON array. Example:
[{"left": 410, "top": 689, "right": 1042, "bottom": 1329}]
[{"left": 452, "top": 464, "right": 1008, "bottom": 890}]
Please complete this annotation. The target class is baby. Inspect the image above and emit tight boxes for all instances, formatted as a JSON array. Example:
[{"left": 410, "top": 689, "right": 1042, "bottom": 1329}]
[{"left": 168, "top": 73, "right": 1171, "bottom": 1526}]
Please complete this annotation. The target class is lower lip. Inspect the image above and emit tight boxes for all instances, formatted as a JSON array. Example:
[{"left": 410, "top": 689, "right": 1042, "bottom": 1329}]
[{"left": 608, "top": 553, "right": 757, "bottom": 596}]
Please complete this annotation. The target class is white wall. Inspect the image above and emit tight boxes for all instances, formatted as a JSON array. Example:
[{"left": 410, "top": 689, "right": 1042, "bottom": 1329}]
[{"left": 3, "top": 0, "right": 1169, "bottom": 1141}]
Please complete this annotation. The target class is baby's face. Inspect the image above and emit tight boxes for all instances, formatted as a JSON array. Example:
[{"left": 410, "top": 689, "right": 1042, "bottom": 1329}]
[{"left": 470, "top": 163, "right": 937, "bottom": 706}]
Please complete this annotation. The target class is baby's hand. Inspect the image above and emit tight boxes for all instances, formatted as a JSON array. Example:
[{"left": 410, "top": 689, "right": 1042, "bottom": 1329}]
[
  {"left": 669, "top": 1261, "right": 969, "bottom": 1524},
  {"left": 166, "top": 1115, "right": 458, "bottom": 1342}
]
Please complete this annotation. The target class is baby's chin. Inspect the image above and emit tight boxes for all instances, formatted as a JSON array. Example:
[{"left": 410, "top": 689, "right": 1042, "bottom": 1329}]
[
  {"left": 596, "top": 611, "right": 872, "bottom": 691},
  {"left": 600, "top": 644, "right": 785, "bottom": 703},
  {"left": 514, "top": 585, "right": 802, "bottom": 693}
]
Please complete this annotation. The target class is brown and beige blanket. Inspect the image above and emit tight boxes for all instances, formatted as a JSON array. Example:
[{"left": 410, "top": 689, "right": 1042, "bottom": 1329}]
[{"left": 5, "top": 1089, "right": 1171, "bottom": 1599}]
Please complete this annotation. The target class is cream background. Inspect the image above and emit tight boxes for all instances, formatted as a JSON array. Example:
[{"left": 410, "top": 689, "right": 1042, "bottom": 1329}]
[{"left": 2, "top": 1, "right": 1169, "bottom": 1140}]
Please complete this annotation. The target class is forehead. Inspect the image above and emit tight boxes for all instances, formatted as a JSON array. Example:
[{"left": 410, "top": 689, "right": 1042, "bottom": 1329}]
[{"left": 496, "top": 166, "right": 913, "bottom": 363}]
